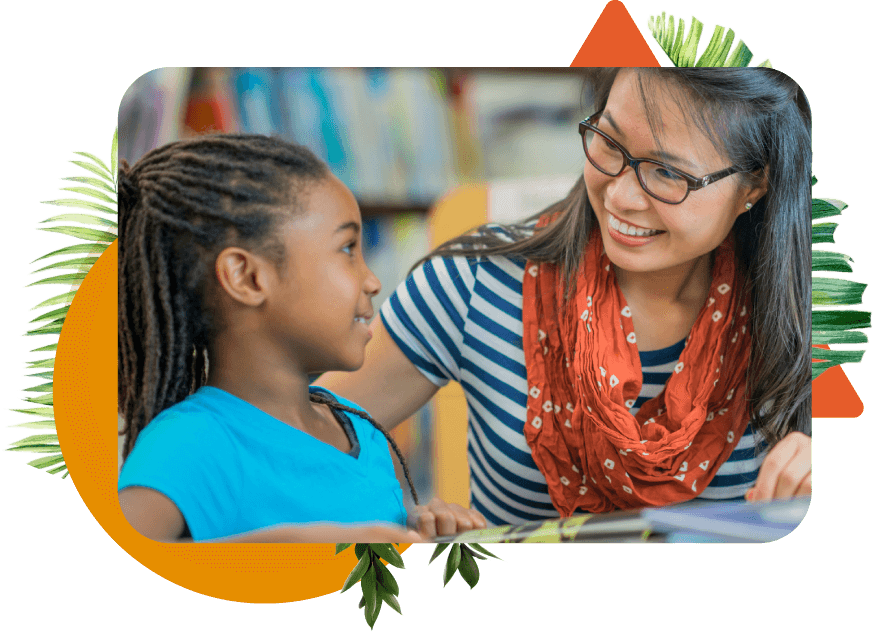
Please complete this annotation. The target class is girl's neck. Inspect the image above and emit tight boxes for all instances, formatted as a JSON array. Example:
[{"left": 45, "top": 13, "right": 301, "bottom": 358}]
[{"left": 205, "top": 334, "right": 317, "bottom": 430}]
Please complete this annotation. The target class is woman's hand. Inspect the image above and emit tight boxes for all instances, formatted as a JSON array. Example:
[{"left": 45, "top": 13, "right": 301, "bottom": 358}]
[
  {"left": 410, "top": 497, "right": 487, "bottom": 540},
  {"left": 746, "top": 431, "right": 811, "bottom": 502}
]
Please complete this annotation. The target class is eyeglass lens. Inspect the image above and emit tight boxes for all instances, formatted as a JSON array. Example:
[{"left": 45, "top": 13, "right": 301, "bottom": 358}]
[{"left": 583, "top": 129, "right": 688, "bottom": 203}]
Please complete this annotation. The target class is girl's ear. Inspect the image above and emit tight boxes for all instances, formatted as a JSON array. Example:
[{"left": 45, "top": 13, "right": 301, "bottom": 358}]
[{"left": 214, "top": 247, "right": 273, "bottom": 307}]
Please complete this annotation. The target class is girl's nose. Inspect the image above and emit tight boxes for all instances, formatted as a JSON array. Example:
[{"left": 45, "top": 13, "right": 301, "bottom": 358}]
[
  {"left": 363, "top": 264, "right": 381, "bottom": 297},
  {"left": 605, "top": 166, "right": 650, "bottom": 211}
]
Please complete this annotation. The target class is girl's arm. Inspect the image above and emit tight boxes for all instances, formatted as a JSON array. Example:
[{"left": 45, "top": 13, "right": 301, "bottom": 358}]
[
  {"left": 119, "top": 486, "right": 421, "bottom": 543},
  {"left": 315, "top": 316, "right": 439, "bottom": 432}
]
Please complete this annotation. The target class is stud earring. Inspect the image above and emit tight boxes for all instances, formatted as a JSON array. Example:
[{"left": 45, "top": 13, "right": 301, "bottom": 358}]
[{"left": 745, "top": 202, "right": 753, "bottom": 210}]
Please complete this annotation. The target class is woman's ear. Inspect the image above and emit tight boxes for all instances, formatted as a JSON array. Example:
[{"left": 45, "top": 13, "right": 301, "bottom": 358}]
[
  {"left": 741, "top": 166, "right": 770, "bottom": 214},
  {"left": 214, "top": 247, "right": 273, "bottom": 307}
]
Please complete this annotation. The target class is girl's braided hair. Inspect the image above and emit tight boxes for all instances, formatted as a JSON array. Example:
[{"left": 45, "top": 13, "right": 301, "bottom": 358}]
[{"left": 118, "top": 133, "right": 417, "bottom": 503}]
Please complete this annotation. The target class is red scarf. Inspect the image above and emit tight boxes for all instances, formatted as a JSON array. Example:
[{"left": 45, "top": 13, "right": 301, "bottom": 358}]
[{"left": 522, "top": 224, "right": 752, "bottom": 514}]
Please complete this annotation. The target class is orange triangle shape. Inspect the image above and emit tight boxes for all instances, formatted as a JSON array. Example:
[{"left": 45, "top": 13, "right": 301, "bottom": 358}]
[
  {"left": 570, "top": 1, "right": 660, "bottom": 67},
  {"left": 568, "top": 4, "right": 864, "bottom": 418},
  {"left": 812, "top": 345, "right": 864, "bottom": 418}
]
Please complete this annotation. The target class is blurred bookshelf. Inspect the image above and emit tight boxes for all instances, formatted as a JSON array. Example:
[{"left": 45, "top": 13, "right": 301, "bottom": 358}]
[{"left": 118, "top": 67, "right": 592, "bottom": 505}]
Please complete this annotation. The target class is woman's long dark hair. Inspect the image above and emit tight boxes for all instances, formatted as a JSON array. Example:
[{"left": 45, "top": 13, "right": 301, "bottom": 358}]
[
  {"left": 421, "top": 68, "right": 812, "bottom": 447},
  {"left": 118, "top": 134, "right": 418, "bottom": 502}
]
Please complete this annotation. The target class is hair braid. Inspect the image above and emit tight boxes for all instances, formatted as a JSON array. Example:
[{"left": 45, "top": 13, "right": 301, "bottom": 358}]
[
  {"left": 308, "top": 392, "right": 420, "bottom": 505},
  {"left": 118, "top": 134, "right": 328, "bottom": 458}
]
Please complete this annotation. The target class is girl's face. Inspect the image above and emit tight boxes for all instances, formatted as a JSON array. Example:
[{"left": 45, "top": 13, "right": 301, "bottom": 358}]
[
  {"left": 267, "top": 175, "right": 381, "bottom": 373},
  {"left": 584, "top": 69, "right": 765, "bottom": 278}
]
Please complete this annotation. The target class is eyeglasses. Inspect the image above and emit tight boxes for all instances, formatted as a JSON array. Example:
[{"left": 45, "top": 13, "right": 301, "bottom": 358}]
[{"left": 578, "top": 111, "right": 740, "bottom": 204}]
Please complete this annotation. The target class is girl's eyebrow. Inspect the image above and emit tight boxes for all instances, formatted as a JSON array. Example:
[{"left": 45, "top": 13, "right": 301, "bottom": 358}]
[
  {"left": 334, "top": 221, "right": 360, "bottom": 235},
  {"left": 601, "top": 110, "right": 698, "bottom": 171}
]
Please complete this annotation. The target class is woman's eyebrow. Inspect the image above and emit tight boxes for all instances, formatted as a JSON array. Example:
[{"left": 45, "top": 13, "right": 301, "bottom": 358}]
[{"left": 602, "top": 110, "right": 699, "bottom": 171}]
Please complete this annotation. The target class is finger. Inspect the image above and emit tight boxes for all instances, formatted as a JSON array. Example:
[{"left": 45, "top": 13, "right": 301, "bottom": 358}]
[
  {"left": 753, "top": 435, "right": 802, "bottom": 502},
  {"left": 416, "top": 512, "right": 436, "bottom": 540},
  {"left": 404, "top": 529, "right": 424, "bottom": 544},
  {"left": 471, "top": 510, "right": 487, "bottom": 530},
  {"left": 798, "top": 471, "right": 812, "bottom": 497},
  {"left": 773, "top": 452, "right": 810, "bottom": 499},
  {"left": 434, "top": 507, "right": 457, "bottom": 536},
  {"left": 448, "top": 504, "right": 473, "bottom": 532}
]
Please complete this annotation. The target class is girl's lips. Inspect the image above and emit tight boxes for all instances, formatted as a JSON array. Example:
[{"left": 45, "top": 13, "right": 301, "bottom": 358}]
[{"left": 354, "top": 316, "right": 374, "bottom": 340}]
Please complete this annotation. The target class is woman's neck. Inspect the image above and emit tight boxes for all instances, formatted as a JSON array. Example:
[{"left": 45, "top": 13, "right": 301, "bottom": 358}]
[{"left": 614, "top": 252, "right": 713, "bottom": 307}]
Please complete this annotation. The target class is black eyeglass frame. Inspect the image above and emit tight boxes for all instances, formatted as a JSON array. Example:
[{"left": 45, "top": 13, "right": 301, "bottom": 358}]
[{"left": 578, "top": 110, "right": 740, "bottom": 204}]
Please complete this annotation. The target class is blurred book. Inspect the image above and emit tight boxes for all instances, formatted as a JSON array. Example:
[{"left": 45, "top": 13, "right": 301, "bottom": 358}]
[
  {"left": 437, "top": 510, "right": 655, "bottom": 543},
  {"left": 461, "top": 72, "right": 587, "bottom": 180},
  {"left": 642, "top": 497, "right": 810, "bottom": 543},
  {"left": 183, "top": 68, "right": 237, "bottom": 136},
  {"left": 233, "top": 68, "right": 283, "bottom": 135},
  {"left": 118, "top": 68, "right": 192, "bottom": 164},
  {"left": 436, "top": 497, "right": 810, "bottom": 543}
]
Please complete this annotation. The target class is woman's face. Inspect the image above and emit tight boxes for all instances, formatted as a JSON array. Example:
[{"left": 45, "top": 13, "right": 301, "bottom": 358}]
[{"left": 584, "top": 69, "right": 765, "bottom": 278}]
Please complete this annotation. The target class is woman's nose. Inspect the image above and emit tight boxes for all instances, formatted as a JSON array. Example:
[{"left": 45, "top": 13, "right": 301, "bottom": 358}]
[{"left": 606, "top": 166, "right": 650, "bottom": 211}]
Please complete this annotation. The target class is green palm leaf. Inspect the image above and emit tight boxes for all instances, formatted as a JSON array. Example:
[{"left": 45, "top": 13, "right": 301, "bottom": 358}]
[
  {"left": 34, "top": 257, "right": 101, "bottom": 274},
  {"left": 28, "top": 371, "right": 54, "bottom": 381},
  {"left": 39, "top": 226, "right": 117, "bottom": 243},
  {"left": 648, "top": 13, "right": 771, "bottom": 68},
  {"left": 62, "top": 176, "right": 115, "bottom": 194},
  {"left": 23, "top": 383, "right": 54, "bottom": 393},
  {"left": 42, "top": 214, "right": 118, "bottom": 228},
  {"left": 33, "top": 291, "right": 77, "bottom": 310},
  {"left": 32, "top": 243, "right": 110, "bottom": 262},
  {"left": 648, "top": 14, "right": 870, "bottom": 384},
  {"left": 42, "top": 198, "right": 116, "bottom": 216},
  {"left": 14, "top": 420, "right": 56, "bottom": 430},
  {"left": 13, "top": 129, "right": 117, "bottom": 477},
  {"left": 30, "top": 306, "right": 70, "bottom": 323},
  {"left": 60, "top": 186, "right": 117, "bottom": 204}
]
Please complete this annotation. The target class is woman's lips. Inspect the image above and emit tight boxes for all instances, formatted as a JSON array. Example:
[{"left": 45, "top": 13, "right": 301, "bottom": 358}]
[{"left": 606, "top": 212, "right": 664, "bottom": 247}]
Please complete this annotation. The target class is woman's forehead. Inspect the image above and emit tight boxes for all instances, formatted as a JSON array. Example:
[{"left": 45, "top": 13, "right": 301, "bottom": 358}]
[{"left": 605, "top": 69, "right": 726, "bottom": 170}]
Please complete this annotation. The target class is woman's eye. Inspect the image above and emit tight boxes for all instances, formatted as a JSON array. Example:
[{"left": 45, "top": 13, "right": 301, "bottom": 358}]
[
  {"left": 342, "top": 241, "right": 357, "bottom": 255},
  {"left": 603, "top": 138, "right": 620, "bottom": 152},
  {"left": 654, "top": 167, "right": 683, "bottom": 182}
]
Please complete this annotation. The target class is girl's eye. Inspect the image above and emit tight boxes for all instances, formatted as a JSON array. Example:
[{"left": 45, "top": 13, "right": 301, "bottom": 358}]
[{"left": 342, "top": 241, "right": 357, "bottom": 255}]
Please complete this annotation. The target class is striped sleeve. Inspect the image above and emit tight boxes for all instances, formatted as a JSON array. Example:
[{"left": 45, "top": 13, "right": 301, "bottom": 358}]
[{"left": 380, "top": 255, "right": 476, "bottom": 387}]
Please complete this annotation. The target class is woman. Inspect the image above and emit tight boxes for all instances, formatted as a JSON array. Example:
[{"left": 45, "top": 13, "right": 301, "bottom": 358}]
[{"left": 317, "top": 67, "right": 811, "bottom": 525}]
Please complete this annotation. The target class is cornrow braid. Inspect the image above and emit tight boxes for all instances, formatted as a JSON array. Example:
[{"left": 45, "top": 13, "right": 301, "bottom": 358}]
[
  {"left": 308, "top": 392, "right": 420, "bottom": 505},
  {"left": 118, "top": 134, "right": 328, "bottom": 458}
]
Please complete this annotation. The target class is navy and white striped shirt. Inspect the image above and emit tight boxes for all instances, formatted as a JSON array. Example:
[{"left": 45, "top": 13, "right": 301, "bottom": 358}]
[{"left": 381, "top": 247, "right": 767, "bottom": 526}]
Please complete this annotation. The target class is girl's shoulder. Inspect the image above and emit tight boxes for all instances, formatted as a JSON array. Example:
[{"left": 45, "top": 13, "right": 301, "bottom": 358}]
[
  {"left": 130, "top": 387, "right": 252, "bottom": 454},
  {"left": 308, "top": 385, "right": 369, "bottom": 419}
]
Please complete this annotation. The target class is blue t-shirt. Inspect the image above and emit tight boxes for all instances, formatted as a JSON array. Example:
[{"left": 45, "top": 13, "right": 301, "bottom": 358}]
[{"left": 118, "top": 385, "right": 407, "bottom": 541}]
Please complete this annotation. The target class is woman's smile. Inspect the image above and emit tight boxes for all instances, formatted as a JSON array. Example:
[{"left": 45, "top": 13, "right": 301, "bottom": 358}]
[{"left": 606, "top": 212, "right": 665, "bottom": 247}]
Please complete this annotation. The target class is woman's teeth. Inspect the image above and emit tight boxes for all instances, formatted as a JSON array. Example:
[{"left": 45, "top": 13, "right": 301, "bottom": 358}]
[{"left": 608, "top": 214, "right": 662, "bottom": 237}]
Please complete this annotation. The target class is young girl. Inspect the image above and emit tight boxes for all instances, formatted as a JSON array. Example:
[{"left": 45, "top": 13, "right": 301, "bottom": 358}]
[
  {"left": 318, "top": 67, "right": 812, "bottom": 524},
  {"left": 117, "top": 134, "right": 486, "bottom": 542}
]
